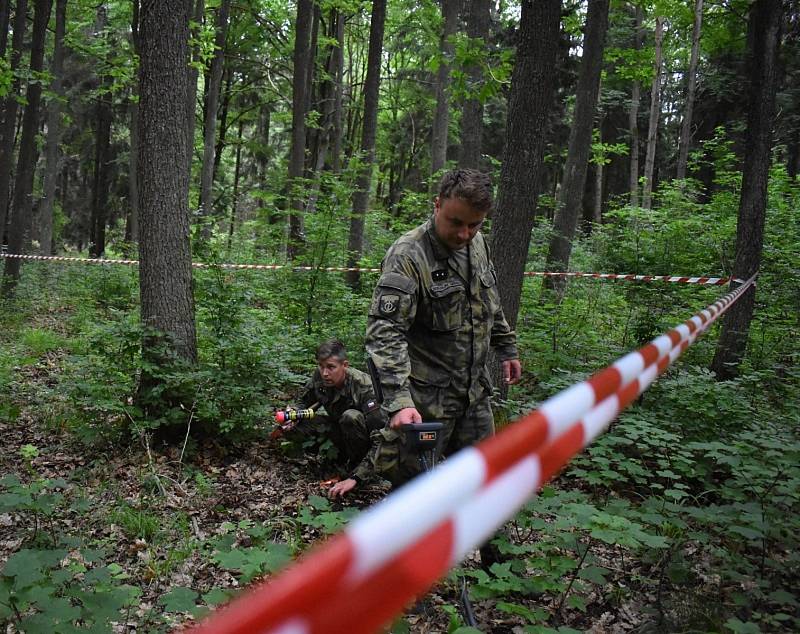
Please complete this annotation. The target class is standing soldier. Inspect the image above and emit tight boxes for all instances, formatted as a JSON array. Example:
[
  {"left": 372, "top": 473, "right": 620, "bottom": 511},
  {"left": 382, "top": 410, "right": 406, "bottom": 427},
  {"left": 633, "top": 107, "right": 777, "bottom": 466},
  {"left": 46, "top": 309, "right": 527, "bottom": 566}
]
[{"left": 365, "top": 168, "right": 522, "bottom": 565}]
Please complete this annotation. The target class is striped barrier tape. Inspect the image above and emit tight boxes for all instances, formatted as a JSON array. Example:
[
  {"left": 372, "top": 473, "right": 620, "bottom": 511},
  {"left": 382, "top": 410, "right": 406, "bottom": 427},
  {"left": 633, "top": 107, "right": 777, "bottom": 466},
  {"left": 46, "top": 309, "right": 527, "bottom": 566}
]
[
  {"left": 187, "top": 273, "right": 757, "bottom": 634},
  {"left": 0, "top": 253, "right": 738, "bottom": 284}
]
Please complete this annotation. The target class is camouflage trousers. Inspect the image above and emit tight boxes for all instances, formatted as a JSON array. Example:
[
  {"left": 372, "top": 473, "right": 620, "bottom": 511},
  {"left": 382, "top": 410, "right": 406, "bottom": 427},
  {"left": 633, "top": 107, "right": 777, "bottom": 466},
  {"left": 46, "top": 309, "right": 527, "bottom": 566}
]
[
  {"left": 292, "top": 409, "right": 374, "bottom": 469},
  {"left": 371, "top": 396, "right": 494, "bottom": 487}
]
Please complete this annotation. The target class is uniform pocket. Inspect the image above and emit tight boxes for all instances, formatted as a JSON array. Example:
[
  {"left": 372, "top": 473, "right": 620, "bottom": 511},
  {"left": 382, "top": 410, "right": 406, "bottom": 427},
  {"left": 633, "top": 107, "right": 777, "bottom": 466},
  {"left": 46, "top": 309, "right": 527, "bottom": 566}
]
[
  {"left": 409, "top": 374, "right": 451, "bottom": 420},
  {"left": 429, "top": 281, "right": 465, "bottom": 331}
]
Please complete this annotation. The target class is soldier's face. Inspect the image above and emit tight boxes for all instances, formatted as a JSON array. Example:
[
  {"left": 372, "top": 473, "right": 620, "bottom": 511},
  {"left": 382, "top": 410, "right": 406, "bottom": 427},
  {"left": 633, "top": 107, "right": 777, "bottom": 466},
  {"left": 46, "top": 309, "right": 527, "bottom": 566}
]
[
  {"left": 319, "top": 356, "right": 348, "bottom": 388},
  {"left": 433, "top": 196, "right": 487, "bottom": 251}
]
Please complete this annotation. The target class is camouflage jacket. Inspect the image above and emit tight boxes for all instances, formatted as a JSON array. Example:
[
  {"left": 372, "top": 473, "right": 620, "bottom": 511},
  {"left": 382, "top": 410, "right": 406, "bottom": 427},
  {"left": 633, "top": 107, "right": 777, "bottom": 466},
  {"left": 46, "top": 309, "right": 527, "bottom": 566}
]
[
  {"left": 365, "top": 217, "right": 518, "bottom": 417},
  {"left": 298, "top": 367, "right": 385, "bottom": 429}
]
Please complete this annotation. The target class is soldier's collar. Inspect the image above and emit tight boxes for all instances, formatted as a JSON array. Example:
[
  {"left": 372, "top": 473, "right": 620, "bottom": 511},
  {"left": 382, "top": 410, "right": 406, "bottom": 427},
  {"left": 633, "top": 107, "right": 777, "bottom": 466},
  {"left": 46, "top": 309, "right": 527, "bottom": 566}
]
[{"left": 424, "top": 217, "right": 454, "bottom": 262}]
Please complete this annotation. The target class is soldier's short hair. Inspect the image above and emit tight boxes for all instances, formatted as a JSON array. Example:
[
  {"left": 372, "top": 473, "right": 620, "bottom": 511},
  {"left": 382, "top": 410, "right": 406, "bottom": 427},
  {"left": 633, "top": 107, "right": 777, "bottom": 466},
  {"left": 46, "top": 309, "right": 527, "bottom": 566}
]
[
  {"left": 438, "top": 169, "right": 493, "bottom": 213},
  {"left": 316, "top": 339, "right": 348, "bottom": 362}
]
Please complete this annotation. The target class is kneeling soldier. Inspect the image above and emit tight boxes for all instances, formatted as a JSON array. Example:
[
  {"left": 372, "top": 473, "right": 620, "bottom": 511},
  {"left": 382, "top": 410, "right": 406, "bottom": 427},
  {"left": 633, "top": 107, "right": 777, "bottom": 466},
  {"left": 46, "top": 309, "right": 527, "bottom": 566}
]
[{"left": 281, "top": 339, "right": 387, "bottom": 498}]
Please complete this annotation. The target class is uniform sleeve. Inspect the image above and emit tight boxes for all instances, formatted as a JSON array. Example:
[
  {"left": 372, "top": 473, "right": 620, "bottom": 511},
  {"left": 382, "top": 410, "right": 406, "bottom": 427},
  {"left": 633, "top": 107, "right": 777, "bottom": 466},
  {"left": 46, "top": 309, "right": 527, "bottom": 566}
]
[
  {"left": 490, "top": 306, "right": 519, "bottom": 362},
  {"left": 365, "top": 252, "right": 419, "bottom": 414},
  {"left": 297, "top": 375, "right": 318, "bottom": 409}
]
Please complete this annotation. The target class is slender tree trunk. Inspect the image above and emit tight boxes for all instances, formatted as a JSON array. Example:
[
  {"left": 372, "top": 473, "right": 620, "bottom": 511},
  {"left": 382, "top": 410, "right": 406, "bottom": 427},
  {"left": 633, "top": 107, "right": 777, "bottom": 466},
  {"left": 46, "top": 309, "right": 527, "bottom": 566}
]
[
  {"left": 492, "top": 0, "right": 561, "bottom": 331},
  {"left": 459, "top": 0, "right": 490, "bottom": 169},
  {"left": 199, "top": 0, "right": 231, "bottom": 226},
  {"left": 227, "top": 118, "right": 243, "bottom": 249},
  {"left": 305, "top": 8, "right": 344, "bottom": 214},
  {"left": 544, "top": 0, "right": 609, "bottom": 293},
  {"left": 90, "top": 73, "right": 112, "bottom": 257},
  {"left": 287, "top": 0, "right": 313, "bottom": 259},
  {"left": 125, "top": 0, "right": 141, "bottom": 245},
  {"left": 628, "top": 3, "right": 642, "bottom": 207},
  {"left": 710, "top": 0, "right": 781, "bottom": 380},
  {"left": 0, "top": 0, "right": 28, "bottom": 245},
  {"left": 137, "top": 0, "right": 197, "bottom": 369},
  {"left": 38, "top": 0, "right": 66, "bottom": 256},
  {"left": 430, "top": 0, "right": 461, "bottom": 182},
  {"left": 0, "top": 0, "right": 10, "bottom": 56},
  {"left": 676, "top": 0, "right": 703, "bottom": 181},
  {"left": 345, "top": 0, "right": 386, "bottom": 289},
  {"left": 2, "top": 0, "right": 52, "bottom": 294},
  {"left": 642, "top": 16, "right": 664, "bottom": 210},
  {"left": 186, "top": 0, "right": 204, "bottom": 179},
  {"left": 212, "top": 67, "right": 233, "bottom": 184},
  {"left": 331, "top": 10, "right": 345, "bottom": 173}
]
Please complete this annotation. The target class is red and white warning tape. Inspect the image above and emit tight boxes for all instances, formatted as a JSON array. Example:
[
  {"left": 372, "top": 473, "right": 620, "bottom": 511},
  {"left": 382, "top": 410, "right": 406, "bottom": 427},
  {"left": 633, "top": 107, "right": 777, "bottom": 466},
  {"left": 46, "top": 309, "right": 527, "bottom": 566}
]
[
  {"left": 0, "top": 253, "right": 737, "bottom": 284},
  {"left": 187, "top": 274, "right": 757, "bottom": 634}
]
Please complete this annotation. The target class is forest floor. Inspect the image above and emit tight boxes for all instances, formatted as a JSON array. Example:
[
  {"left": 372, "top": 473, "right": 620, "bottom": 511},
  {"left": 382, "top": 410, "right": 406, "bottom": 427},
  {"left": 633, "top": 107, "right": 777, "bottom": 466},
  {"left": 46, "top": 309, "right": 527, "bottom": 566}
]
[{"left": 1, "top": 350, "right": 654, "bottom": 633}]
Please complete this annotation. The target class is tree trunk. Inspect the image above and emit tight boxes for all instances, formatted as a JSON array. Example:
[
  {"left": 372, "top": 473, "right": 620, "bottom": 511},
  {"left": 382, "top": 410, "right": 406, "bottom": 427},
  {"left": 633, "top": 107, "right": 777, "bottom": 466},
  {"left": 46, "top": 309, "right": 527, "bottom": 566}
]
[
  {"left": 38, "top": 0, "right": 66, "bottom": 256},
  {"left": 459, "top": 0, "right": 490, "bottom": 169},
  {"left": 492, "top": 0, "right": 561, "bottom": 331},
  {"left": 628, "top": 3, "right": 642, "bottom": 207},
  {"left": 710, "top": 0, "right": 781, "bottom": 380},
  {"left": 287, "top": 0, "right": 313, "bottom": 259},
  {"left": 0, "top": 0, "right": 27, "bottom": 245},
  {"left": 544, "top": 0, "right": 609, "bottom": 293},
  {"left": 331, "top": 10, "right": 345, "bottom": 173},
  {"left": 642, "top": 15, "right": 664, "bottom": 210},
  {"left": 199, "top": 0, "right": 231, "bottom": 226},
  {"left": 212, "top": 67, "right": 233, "bottom": 184},
  {"left": 186, "top": 0, "right": 204, "bottom": 178},
  {"left": 227, "top": 118, "right": 244, "bottom": 249},
  {"left": 90, "top": 77, "right": 112, "bottom": 257},
  {"left": 345, "top": 0, "right": 386, "bottom": 289},
  {"left": 0, "top": 0, "right": 10, "bottom": 57},
  {"left": 137, "top": 0, "right": 197, "bottom": 369},
  {"left": 676, "top": 0, "right": 703, "bottom": 181},
  {"left": 2, "top": 0, "right": 51, "bottom": 295},
  {"left": 430, "top": 0, "right": 461, "bottom": 181},
  {"left": 305, "top": 8, "right": 344, "bottom": 214},
  {"left": 125, "top": 0, "right": 141, "bottom": 245}
]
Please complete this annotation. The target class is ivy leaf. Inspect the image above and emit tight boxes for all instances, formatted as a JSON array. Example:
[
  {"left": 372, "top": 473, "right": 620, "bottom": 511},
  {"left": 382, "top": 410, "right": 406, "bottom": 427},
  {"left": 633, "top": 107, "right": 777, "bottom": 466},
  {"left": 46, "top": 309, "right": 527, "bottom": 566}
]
[
  {"left": 203, "top": 587, "right": 234, "bottom": 606},
  {"left": 578, "top": 565, "right": 609, "bottom": 585},
  {"left": 728, "top": 525, "right": 764, "bottom": 540},
  {"left": 724, "top": 618, "right": 761, "bottom": 633},
  {"left": 159, "top": 586, "right": 199, "bottom": 612}
]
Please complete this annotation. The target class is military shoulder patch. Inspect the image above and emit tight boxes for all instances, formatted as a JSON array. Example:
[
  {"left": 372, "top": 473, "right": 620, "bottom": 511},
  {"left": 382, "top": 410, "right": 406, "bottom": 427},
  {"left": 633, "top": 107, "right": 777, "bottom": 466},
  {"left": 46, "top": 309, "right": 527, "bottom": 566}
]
[{"left": 379, "top": 294, "right": 400, "bottom": 315}]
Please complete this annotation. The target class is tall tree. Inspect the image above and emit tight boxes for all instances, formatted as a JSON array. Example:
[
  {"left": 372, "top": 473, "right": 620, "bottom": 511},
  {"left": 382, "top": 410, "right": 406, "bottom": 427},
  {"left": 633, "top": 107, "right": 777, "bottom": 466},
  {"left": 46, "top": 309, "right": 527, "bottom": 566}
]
[
  {"left": 199, "top": 0, "right": 231, "bottom": 227},
  {"left": 710, "top": 0, "right": 781, "bottom": 380},
  {"left": 430, "top": 0, "right": 461, "bottom": 181},
  {"left": 0, "top": 0, "right": 10, "bottom": 57},
  {"left": 675, "top": 0, "right": 703, "bottom": 181},
  {"left": 492, "top": 0, "right": 561, "bottom": 344},
  {"left": 544, "top": 0, "right": 610, "bottom": 292},
  {"left": 628, "top": 2, "right": 643, "bottom": 207},
  {"left": 185, "top": 0, "right": 204, "bottom": 176},
  {"left": 125, "top": 0, "right": 141, "bottom": 245},
  {"left": 137, "top": 0, "right": 197, "bottom": 371},
  {"left": 2, "top": 0, "right": 52, "bottom": 295},
  {"left": 641, "top": 15, "right": 664, "bottom": 210},
  {"left": 0, "top": 0, "right": 27, "bottom": 244},
  {"left": 459, "top": 0, "right": 491, "bottom": 169},
  {"left": 89, "top": 7, "right": 112, "bottom": 258},
  {"left": 37, "top": 0, "right": 67, "bottom": 255},
  {"left": 287, "top": 0, "right": 314, "bottom": 258},
  {"left": 345, "top": 0, "right": 387, "bottom": 289}
]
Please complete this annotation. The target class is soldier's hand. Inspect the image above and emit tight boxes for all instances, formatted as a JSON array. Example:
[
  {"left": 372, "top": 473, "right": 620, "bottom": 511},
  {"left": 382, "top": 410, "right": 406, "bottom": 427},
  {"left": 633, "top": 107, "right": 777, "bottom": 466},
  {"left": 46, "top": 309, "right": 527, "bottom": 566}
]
[
  {"left": 329, "top": 478, "right": 357, "bottom": 498},
  {"left": 389, "top": 407, "right": 423, "bottom": 429},
  {"left": 502, "top": 359, "right": 523, "bottom": 385}
]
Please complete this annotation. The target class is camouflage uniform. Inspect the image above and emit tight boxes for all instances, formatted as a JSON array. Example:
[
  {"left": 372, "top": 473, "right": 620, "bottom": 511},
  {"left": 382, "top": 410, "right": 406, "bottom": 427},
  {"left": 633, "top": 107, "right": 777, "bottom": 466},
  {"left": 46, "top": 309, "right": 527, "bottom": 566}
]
[
  {"left": 365, "top": 217, "right": 518, "bottom": 481},
  {"left": 293, "top": 367, "right": 387, "bottom": 481}
]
